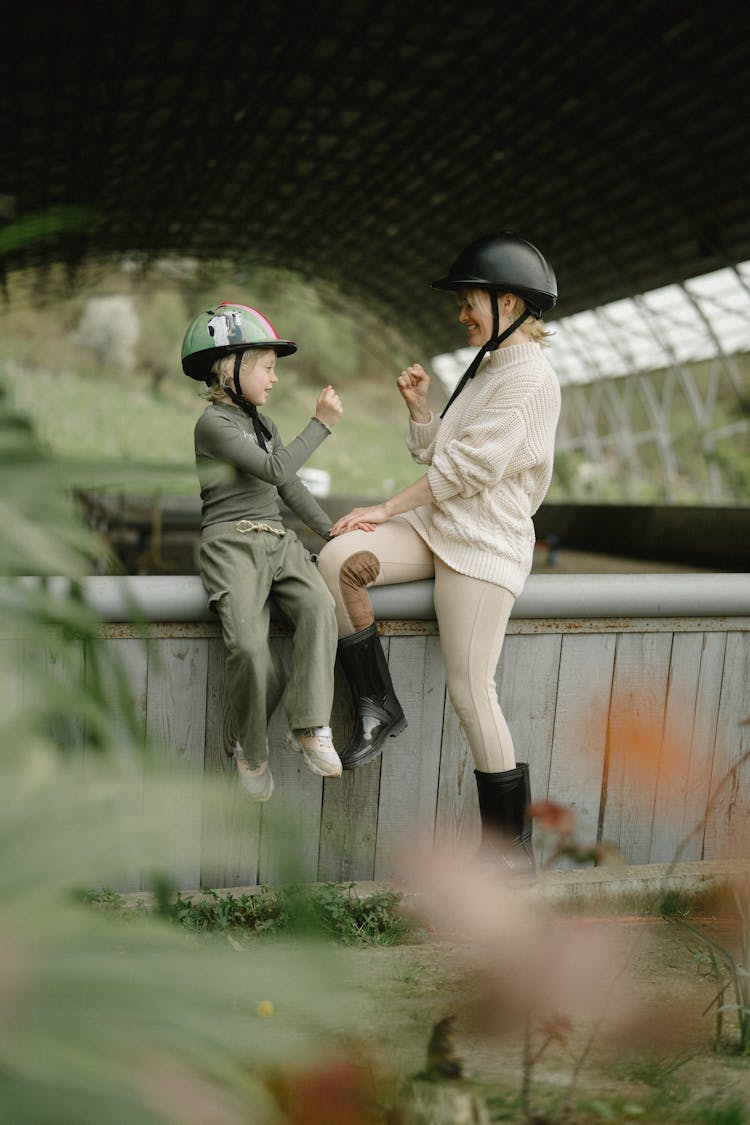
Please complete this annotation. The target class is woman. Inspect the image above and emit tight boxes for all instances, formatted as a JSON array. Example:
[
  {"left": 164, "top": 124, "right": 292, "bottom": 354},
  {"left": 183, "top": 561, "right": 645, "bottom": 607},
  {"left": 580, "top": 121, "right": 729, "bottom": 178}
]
[{"left": 317, "top": 232, "right": 560, "bottom": 877}]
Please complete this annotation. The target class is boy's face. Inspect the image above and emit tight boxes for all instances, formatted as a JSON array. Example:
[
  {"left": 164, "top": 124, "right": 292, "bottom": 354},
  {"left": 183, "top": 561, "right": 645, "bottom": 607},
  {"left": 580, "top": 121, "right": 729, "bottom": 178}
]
[{"left": 238, "top": 348, "right": 278, "bottom": 406}]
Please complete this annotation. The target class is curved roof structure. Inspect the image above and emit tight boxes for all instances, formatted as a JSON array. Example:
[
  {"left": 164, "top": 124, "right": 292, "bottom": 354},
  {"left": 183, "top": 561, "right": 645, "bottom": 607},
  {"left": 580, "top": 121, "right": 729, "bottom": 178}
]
[{"left": 2, "top": 1, "right": 748, "bottom": 355}]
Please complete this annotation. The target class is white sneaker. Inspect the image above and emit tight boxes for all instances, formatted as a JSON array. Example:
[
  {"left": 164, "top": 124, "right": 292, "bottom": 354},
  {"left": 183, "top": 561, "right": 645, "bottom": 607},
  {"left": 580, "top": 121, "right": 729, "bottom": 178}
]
[
  {"left": 286, "top": 726, "right": 342, "bottom": 778},
  {"left": 232, "top": 742, "right": 274, "bottom": 802}
]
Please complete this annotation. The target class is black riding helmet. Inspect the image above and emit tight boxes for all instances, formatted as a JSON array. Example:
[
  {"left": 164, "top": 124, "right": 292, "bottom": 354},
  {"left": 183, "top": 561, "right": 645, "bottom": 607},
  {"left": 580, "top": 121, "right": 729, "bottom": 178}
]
[
  {"left": 432, "top": 231, "right": 557, "bottom": 317},
  {"left": 433, "top": 231, "right": 557, "bottom": 416}
]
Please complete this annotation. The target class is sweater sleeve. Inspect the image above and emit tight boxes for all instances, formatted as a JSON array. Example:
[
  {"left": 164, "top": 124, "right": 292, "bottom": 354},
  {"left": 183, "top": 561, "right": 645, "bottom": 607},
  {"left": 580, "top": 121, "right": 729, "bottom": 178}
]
[
  {"left": 427, "top": 372, "right": 559, "bottom": 502},
  {"left": 427, "top": 405, "right": 528, "bottom": 501},
  {"left": 195, "top": 408, "right": 331, "bottom": 486},
  {"left": 405, "top": 412, "right": 439, "bottom": 464}
]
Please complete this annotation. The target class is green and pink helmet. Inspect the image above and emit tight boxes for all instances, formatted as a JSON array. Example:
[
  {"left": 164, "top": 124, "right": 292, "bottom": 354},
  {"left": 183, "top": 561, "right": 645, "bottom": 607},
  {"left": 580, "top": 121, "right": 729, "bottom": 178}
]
[{"left": 181, "top": 301, "right": 297, "bottom": 381}]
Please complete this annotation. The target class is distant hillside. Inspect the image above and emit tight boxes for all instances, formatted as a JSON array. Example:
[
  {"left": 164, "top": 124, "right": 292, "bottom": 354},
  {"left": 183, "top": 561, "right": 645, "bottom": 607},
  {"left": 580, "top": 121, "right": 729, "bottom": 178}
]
[
  {"left": 0, "top": 263, "right": 437, "bottom": 498},
  {"left": 0, "top": 355, "right": 436, "bottom": 498}
]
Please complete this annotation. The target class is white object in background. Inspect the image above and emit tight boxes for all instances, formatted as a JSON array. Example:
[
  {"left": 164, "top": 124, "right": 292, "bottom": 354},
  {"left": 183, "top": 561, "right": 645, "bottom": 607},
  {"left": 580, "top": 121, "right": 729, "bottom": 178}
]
[{"left": 299, "top": 468, "right": 331, "bottom": 497}]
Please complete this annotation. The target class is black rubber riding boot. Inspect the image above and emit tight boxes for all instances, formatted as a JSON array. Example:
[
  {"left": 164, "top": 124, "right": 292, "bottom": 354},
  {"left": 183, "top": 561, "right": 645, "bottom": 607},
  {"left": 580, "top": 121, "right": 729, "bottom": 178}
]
[
  {"left": 474, "top": 763, "right": 536, "bottom": 884},
  {"left": 336, "top": 623, "right": 407, "bottom": 770}
]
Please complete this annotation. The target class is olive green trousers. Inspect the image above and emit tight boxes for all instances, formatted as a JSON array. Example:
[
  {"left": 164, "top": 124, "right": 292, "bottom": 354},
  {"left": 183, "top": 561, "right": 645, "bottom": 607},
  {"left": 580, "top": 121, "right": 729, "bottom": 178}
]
[{"left": 199, "top": 522, "right": 337, "bottom": 766}]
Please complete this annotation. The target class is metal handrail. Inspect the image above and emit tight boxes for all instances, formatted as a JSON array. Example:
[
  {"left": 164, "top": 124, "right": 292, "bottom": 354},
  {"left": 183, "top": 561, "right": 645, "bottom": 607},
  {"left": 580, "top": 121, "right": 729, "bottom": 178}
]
[{"left": 12, "top": 573, "right": 750, "bottom": 622}]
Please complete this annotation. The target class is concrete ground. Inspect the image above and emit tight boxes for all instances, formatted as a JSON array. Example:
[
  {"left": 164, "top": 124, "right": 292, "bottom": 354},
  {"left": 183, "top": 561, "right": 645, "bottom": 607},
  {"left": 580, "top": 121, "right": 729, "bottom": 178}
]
[
  {"left": 514, "top": 858, "right": 750, "bottom": 911},
  {"left": 341, "top": 859, "right": 750, "bottom": 916},
  {"left": 530, "top": 545, "right": 712, "bottom": 575}
]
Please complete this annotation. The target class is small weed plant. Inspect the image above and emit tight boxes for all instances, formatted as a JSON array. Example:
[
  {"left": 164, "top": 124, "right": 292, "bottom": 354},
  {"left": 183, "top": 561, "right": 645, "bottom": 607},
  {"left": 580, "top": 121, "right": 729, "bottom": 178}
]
[
  {"left": 661, "top": 740, "right": 750, "bottom": 1056},
  {"left": 666, "top": 873, "right": 750, "bottom": 1055},
  {"left": 88, "top": 881, "right": 416, "bottom": 946}
]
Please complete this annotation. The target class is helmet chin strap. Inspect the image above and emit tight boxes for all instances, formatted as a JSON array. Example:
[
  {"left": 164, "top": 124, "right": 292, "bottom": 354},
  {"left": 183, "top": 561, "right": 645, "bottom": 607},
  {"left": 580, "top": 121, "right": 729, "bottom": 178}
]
[
  {"left": 224, "top": 350, "right": 273, "bottom": 450},
  {"left": 440, "top": 294, "right": 530, "bottom": 419}
]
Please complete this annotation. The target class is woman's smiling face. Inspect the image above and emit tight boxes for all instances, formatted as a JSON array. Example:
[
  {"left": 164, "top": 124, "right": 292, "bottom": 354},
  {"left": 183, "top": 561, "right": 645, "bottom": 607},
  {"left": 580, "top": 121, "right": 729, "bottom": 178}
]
[{"left": 456, "top": 288, "right": 494, "bottom": 346}]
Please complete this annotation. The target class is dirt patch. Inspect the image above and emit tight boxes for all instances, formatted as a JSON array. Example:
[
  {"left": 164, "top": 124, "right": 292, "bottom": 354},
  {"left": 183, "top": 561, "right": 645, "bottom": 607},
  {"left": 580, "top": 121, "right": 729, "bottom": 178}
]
[{"left": 341, "top": 915, "right": 750, "bottom": 1122}]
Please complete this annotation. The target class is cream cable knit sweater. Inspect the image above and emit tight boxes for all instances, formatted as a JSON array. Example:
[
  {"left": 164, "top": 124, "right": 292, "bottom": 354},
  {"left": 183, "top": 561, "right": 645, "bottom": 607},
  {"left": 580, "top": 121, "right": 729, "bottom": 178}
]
[{"left": 401, "top": 341, "right": 561, "bottom": 596}]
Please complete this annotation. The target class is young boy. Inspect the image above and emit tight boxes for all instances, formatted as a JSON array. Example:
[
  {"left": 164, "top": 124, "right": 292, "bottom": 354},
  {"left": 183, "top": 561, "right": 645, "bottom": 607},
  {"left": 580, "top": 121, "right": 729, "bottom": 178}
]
[{"left": 181, "top": 301, "right": 343, "bottom": 800}]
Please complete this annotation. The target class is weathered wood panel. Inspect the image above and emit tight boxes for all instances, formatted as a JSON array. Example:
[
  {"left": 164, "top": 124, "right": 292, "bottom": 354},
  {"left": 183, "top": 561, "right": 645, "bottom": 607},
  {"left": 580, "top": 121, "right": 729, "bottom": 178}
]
[
  {"left": 497, "top": 632, "right": 563, "bottom": 864},
  {"left": 1, "top": 639, "right": 25, "bottom": 712},
  {"left": 602, "top": 632, "right": 674, "bottom": 864},
  {"left": 41, "top": 637, "right": 86, "bottom": 761},
  {"left": 260, "top": 638, "right": 328, "bottom": 885},
  {"left": 434, "top": 694, "right": 481, "bottom": 854},
  {"left": 704, "top": 632, "right": 750, "bottom": 861},
  {"left": 200, "top": 636, "right": 262, "bottom": 889},
  {"left": 650, "top": 631, "right": 726, "bottom": 864},
  {"left": 317, "top": 655, "right": 383, "bottom": 881},
  {"left": 546, "top": 633, "right": 616, "bottom": 860},
  {"left": 87, "top": 636, "right": 148, "bottom": 891},
  {"left": 374, "top": 634, "right": 445, "bottom": 880},
  {"left": 144, "top": 637, "right": 207, "bottom": 890},
  {"left": 12, "top": 609, "right": 750, "bottom": 889},
  {"left": 498, "top": 631, "right": 562, "bottom": 790}
]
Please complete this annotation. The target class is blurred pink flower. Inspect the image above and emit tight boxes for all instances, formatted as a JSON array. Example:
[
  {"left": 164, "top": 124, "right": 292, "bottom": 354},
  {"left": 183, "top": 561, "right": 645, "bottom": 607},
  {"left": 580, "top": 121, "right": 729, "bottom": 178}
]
[
  {"left": 527, "top": 800, "right": 576, "bottom": 841},
  {"left": 396, "top": 840, "right": 692, "bottom": 1050},
  {"left": 137, "top": 1055, "right": 250, "bottom": 1125},
  {"left": 265, "top": 1052, "right": 383, "bottom": 1125}
]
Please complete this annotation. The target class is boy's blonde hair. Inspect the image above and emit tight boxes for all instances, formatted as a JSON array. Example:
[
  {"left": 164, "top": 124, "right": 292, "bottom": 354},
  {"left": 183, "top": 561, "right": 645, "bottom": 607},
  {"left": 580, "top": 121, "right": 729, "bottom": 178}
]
[
  {"left": 461, "top": 287, "right": 553, "bottom": 346},
  {"left": 202, "top": 347, "right": 273, "bottom": 402}
]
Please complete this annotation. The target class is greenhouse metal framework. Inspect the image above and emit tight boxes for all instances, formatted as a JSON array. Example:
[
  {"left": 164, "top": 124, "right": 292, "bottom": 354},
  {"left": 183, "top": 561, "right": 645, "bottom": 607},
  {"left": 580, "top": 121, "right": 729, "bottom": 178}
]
[{"left": 541, "top": 264, "right": 750, "bottom": 502}]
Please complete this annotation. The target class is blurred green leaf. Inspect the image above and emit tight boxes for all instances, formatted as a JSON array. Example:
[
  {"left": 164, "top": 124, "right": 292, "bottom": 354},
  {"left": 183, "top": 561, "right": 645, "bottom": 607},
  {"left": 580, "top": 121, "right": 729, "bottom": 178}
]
[
  {"left": 0, "top": 206, "right": 92, "bottom": 256},
  {"left": 0, "top": 372, "right": 375, "bottom": 1124}
]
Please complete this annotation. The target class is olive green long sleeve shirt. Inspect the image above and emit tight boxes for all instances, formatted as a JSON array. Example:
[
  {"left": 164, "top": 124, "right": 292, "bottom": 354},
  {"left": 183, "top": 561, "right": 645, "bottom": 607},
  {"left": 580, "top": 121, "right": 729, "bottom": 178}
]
[{"left": 194, "top": 401, "right": 333, "bottom": 538}]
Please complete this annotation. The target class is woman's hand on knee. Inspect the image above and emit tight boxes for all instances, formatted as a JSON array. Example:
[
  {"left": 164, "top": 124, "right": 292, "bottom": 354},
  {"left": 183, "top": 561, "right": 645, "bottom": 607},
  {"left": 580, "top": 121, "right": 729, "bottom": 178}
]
[{"left": 329, "top": 503, "right": 388, "bottom": 535}]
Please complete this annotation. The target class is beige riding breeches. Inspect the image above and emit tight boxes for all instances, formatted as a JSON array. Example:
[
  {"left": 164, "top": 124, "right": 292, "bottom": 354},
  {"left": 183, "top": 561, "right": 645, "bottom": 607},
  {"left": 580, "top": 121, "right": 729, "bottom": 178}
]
[{"left": 317, "top": 519, "right": 516, "bottom": 772}]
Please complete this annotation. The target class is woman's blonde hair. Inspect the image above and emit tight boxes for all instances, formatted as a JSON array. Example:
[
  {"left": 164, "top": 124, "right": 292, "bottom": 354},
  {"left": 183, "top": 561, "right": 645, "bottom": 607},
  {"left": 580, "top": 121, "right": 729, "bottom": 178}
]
[
  {"left": 461, "top": 288, "right": 554, "bottom": 346},
  {"left": 201, "top": 347, "right": 271, "bottom": 402}
]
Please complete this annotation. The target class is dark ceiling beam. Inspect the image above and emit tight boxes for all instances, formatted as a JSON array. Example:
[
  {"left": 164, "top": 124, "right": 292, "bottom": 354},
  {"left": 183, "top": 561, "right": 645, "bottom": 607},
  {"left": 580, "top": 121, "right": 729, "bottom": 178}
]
[{"left": 1, "top": 0, "right": 748, "bottom": 356}]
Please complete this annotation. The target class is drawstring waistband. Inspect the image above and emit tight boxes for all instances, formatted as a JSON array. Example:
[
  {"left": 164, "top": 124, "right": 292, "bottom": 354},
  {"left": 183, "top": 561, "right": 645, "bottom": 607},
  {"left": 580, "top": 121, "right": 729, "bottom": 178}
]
[
  {"left": 236, "top": 520, "right": 286, "bottom": 536},
  {"left": 201, "top": 519, "right": 287, "bottom": 540}
]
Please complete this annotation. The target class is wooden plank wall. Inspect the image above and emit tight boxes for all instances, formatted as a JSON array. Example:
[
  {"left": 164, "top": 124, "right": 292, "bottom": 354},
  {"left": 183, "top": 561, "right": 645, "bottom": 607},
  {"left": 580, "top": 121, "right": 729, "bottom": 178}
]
[{"left": 38, "top": 616, "right": 750, "bottom": 890}]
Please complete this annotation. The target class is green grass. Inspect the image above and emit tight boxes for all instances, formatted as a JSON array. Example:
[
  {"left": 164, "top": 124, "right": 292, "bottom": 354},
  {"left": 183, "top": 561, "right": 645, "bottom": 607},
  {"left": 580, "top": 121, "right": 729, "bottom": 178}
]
[
  {"left": 1, "top": 359, "right": 422, "bottom": 498},
  {"left": 686, "top": 1100, "right": 750, "bottom": 1125}
]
